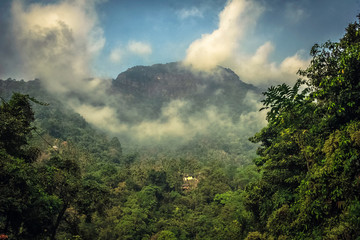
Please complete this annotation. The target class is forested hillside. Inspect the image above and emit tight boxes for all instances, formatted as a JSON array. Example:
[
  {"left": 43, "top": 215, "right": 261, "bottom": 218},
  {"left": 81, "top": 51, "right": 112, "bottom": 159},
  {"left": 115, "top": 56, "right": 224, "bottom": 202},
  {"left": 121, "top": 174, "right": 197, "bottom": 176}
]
[
  {"left": 245, "top": 16, "right": 360, "bottom": 239},
  {"left": 0, "top": 86, "right": 260, "bottom": 240},
  {"left": 1, "top": 14, "right": 360, "bottom": 240},
  {"left": 0, "top": 63, "right": 261, "bottom": 239}
]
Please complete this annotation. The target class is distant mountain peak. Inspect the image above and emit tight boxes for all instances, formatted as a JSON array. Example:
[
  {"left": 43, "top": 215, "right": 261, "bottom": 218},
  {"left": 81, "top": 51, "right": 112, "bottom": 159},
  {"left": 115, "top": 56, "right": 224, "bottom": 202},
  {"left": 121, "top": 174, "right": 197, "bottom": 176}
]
[
  {"left": 112, "top": 61, "right": 257, "bottom": 99},
  {"left": 110, "top": 62, "right": 260, "bottom": 122}
]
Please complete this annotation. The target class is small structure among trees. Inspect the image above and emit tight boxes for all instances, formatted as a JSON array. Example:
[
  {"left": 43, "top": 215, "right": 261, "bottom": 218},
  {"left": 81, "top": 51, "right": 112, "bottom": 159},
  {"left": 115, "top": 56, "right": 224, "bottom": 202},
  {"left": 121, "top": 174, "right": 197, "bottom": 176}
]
[{"left": 182, "top": 174, "right": 199, "bottom": 191}]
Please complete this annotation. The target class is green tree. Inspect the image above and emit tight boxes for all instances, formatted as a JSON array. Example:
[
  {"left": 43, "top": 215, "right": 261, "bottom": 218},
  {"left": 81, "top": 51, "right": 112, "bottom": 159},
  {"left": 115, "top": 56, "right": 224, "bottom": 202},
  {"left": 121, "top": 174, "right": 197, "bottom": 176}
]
[
  {"left": 0, "top": 93, "right": 41, "bottom": 160},
  {"left": 156, "top": 230, "right": 177, "bottom": 240},
  {"left": 0, "top": 93, "right": 60, "bottom": 239},
  {"left": 246, "top": 15, "right": 360, "bottom": 239}
]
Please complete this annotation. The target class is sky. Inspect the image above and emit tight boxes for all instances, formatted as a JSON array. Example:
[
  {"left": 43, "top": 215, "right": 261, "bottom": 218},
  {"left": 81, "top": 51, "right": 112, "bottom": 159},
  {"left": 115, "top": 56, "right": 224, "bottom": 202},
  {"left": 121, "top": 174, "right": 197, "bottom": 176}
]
[
  {"left": 0, "top": 0, "right": 359, "bottom": 87},
  {"left": 0, "top": 0, "right": 359, "bottom": 145}
]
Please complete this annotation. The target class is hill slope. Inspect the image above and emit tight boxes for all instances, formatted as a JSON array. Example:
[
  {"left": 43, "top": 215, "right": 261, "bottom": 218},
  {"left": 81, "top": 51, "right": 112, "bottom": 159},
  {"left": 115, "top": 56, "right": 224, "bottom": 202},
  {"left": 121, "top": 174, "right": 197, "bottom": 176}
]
[
  {"left": 111, "top": 62, "right": 259, "bottom": 121},
  {"left": 0, "top": 62, "right": 264, "bottom": 161}
]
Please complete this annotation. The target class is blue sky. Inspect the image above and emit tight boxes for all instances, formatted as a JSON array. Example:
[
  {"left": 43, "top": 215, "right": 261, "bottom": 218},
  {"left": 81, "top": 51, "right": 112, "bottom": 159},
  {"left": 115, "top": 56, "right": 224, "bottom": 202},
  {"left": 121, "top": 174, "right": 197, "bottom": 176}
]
[
  {"left": 0, "top": 0, "right": 359, "bottom": 139},
  {"left": 97, "top": 0, "right": 359, "bottom": 65},
  {"left": 96, "top": 0, "right": 360, "bottom": 82},
  {"left": 0, "top": 0, "right": 359, "bottom": 86}
]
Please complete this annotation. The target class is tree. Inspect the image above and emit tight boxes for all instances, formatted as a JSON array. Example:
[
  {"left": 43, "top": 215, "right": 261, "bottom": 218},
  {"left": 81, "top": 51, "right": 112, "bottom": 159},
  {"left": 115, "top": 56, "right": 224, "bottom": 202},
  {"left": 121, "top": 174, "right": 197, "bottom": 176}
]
[
  {"left": 246, "top": 15, "right": 360, "bottom": 239},
  {"left": 0, "top": 93, "right": 59, "bottom": 239},
  {"left": 0, "top": 93, "right": 41, "bottom": 161}
]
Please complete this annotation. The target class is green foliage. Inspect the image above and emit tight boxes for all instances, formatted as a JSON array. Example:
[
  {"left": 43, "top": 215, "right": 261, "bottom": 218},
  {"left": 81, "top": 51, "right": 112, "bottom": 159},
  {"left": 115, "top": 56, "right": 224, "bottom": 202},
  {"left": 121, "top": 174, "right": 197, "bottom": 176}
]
[
  {"left": 0, "top": 91, "right": 261, "bottom": 239},
  {"left": 245, "top": 15, "right": 360, "bottom": 239},
  {"left": 0, "top": 93, "right": 38, "bottom": 160},
  {"left": 156, "top": 230, "right": 177, "bottom": 240},
  {"left": 7, "top": 15, "right": 360, "bottom": 240},
  {"left": 260, "top": 79, "right": 311, "bottom": 124},
  {"left": 0, "top": 70, "right": 262, "bottom": 238},
  {"left": 0, "top": 94, "right": 59, "bottom": 239}
]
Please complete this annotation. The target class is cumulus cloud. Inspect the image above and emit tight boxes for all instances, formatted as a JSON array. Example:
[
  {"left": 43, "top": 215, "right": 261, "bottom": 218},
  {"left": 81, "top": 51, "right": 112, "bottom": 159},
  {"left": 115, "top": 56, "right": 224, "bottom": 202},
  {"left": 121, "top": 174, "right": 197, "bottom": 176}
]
[
  {"left": 7, "top": 0, "right": 127, "bottom": 132},
  {"left": 234, "top": 42, "right": 309, "bottom": 87},
  {"left": 183, "top": 0, "right": 310, "bottom": 87},
  {"left": 128, "top": 40, "right": 152, "bottom": 56},
  {"left": 10, "top": 0, "right": 105, "bottom": 93},
  {"left": 109, "top": 47, "right": 123, "bottom": 63},
  {"left": 177, "top": 7, "right": 203, "bottom": 19},
  {"left": 109, "top": 41, "right": 152, "bottom": 63},
  {"left": 183, "top": 0, "right": 263, "bottom": 71}
]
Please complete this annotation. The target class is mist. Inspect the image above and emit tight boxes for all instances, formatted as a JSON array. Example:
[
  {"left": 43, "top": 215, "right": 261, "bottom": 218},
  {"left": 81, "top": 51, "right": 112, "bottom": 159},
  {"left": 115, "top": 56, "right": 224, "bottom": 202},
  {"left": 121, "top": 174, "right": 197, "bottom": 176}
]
[
  {"left": 1, "top": 0, "right": 271, "bottom": 154},
  {"left": 7, "top": 0, "right": 123, "bottom": 133},
  {"left": 102, "top": 92, "right": 267, "bottom": 147}
]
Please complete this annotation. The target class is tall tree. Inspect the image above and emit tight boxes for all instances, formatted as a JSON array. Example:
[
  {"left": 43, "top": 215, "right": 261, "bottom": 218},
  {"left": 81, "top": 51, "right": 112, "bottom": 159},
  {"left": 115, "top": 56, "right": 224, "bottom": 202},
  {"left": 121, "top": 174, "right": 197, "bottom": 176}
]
[
  {"left": 246, "top": 15, "right": 360, "bottom": 239},
  {"left": 0, "top": 93, "right": 59, "bottom": 239}
]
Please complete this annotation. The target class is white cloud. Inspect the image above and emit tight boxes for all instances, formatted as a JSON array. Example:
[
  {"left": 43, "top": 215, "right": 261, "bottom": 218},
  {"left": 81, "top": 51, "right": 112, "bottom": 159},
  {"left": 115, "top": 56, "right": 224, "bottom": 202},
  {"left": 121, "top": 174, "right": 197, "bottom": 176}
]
[
  {"left": 109, "top": 47, "right": 123, "bottom": 63},
  {"left": 108, "top": 40, "right": 152, "bottom": 64},
  {"left": 11, "top": 0, "right": 105, "bottom": 93},
  {"left": 177, "top": 7, "right": 203, "bottom": 19},
  {"left": 127, "top": 40, "right": 152, "bottom": 56},
  {"left": 183, "top": 0, "right": 263, "bottom": 71},
  {"left": 183, "top": 0, "right": 310, "bottom": 87},
  {"left": 8, "top": 0, "right": 130, "bottom": 132},
  {"left": 113, "top": 97, "right": 266, "bottom": 144},
  {"left": 72, "top": 103, "right": 122, "bottom": 133},
  {"left": 234, "top": 42, "right": 309, "bottom": 86}
]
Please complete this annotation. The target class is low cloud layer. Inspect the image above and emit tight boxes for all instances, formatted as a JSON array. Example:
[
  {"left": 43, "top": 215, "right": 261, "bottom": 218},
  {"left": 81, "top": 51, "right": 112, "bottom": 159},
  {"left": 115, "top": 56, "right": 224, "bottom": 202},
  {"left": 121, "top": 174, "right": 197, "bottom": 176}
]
[
  {"left": 183, "top": 0, "right": 310, "bottom": 87},
  {"left": 3, "top": 0, "right": 267, "bottom": 151},
  {"left": 90, "top": 93, "right": 267, "bottom": 149}
]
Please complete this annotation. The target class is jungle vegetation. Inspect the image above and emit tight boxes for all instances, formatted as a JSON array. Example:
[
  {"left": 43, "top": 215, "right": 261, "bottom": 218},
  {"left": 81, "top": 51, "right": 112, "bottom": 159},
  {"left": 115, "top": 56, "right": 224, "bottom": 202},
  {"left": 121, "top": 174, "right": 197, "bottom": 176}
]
[{"left": 1, "top": 15, "right": 360, "bottom": 240}]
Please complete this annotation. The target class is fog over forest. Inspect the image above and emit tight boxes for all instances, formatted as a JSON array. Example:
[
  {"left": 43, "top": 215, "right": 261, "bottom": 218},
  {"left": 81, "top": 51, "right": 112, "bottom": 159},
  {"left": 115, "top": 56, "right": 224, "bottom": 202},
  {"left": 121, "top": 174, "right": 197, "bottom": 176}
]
[
  {"left": 1, "top": 0, "right": 360, "bottom": 239},
  {"left": 0, "top": 0, "right": 273, "bottom": 149}
]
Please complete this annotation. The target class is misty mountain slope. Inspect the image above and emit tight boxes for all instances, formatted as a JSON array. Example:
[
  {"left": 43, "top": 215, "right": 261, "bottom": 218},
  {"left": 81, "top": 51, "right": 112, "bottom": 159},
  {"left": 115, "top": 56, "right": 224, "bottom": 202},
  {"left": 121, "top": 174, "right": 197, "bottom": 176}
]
[
  {"left": 104, "top": 62, "right": 266, "bottom": 162},
  {"left": 0, "top": 79, "right": 123, "bottom": 164},
  {"left": 111, "top": 62, "right": 260, "bottom": 122},
  {"left": 113, "top": 62, "right": 258, "bottom": 98},
  {"left": 0, "top": 62, "right": 266, "bottom": 162}
]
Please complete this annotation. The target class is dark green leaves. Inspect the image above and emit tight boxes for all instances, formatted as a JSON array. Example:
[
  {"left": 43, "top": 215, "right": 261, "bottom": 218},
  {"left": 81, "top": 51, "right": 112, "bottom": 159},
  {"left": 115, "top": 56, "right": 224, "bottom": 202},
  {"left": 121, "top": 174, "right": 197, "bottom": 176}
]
[{"left": 246, "top": 14, "right": 360, "bottom": 239}]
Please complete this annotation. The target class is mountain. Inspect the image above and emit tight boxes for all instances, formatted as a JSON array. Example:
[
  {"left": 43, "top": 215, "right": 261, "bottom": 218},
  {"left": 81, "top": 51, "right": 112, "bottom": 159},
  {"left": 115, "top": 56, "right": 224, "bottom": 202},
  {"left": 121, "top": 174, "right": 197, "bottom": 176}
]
[
  {"left": 0, "top": 62, "right": 263, "bottom": 160},
  {"left": 0, "top": 69, "right": 262, "bottom": 240},
  {"left": 113, "top": 62, "right": 257, "bottom": 98},
  {"left": 0, "top": 63, "right": 263, "bottom": 239},
  {"left": 111, "top": 62, "right": 259, "bottom": 121},
  {"left": 0, "top": 78, "right": 123, "bottom": 163}
]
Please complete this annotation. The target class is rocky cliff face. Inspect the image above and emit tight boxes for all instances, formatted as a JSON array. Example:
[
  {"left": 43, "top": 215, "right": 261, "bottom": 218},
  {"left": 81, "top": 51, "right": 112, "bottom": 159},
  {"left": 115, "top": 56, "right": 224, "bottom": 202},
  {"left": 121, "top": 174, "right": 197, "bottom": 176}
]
[
  {"left": 113, "top": 62, "right": 257, "bottom": 98},
  {"left": 111, "top": 62, "right": 259, "bottom": 120}
]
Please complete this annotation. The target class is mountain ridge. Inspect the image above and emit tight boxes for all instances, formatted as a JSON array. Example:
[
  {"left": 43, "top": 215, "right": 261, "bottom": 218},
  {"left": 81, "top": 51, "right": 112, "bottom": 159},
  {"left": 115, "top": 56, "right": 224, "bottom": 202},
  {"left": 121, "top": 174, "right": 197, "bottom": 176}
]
[
  {"left": 0, "top": 62, "right": 264, "bottom": 153},
  {"left": 109, "top": 62, "right": 261, "bottom": 123},
  {"left": 112, "top": 62, "right": 258, "bottom": 99}
]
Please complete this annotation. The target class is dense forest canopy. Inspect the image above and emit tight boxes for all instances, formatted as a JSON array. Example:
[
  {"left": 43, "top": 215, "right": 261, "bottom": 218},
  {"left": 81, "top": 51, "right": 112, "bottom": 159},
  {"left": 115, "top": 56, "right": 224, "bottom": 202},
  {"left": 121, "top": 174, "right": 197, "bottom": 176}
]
[
  {"left": 246, "top": 15, "right": 360, "bottom": 239},
  {"left": 1, "top": 13, "right": 360, "bottom": 240}
]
